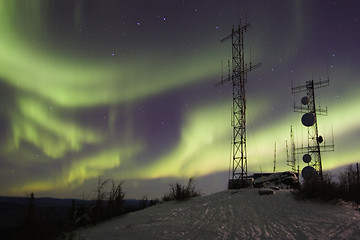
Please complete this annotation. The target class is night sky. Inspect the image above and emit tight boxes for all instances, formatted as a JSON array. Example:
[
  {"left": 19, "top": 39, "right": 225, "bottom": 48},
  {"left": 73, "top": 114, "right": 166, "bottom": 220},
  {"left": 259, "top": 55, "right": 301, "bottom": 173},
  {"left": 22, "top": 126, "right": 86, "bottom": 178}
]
[{"left": 0, "top": 0, "right": 359, "bottom": 199}]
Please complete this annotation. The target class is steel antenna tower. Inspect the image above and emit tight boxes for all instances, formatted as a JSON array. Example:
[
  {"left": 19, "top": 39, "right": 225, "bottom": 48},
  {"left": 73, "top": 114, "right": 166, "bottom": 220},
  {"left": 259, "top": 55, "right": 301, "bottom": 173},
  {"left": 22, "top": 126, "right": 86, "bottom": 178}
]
[
  {"left": 216, "top": 20, "right": 261, "bottom": 189},
  {"left": 286, "top": 126, "right": 298, "bottom": 174},
  {"left": 292, "top": 78, "right": 334, "bottom": 180},
  {"left": 273, "top": 142, "right": 277, "bottom": 173}
]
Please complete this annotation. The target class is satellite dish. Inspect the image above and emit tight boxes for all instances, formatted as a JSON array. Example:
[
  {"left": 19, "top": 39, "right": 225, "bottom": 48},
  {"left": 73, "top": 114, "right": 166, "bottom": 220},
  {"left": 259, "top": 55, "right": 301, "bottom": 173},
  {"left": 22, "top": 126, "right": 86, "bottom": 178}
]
[
  {"left": 318, "top": 135, "right": 323, "bottom": 143},
  {"left": 303, "top": 154, "right": 311, "bottom": 163},
  {"left": 302, "top": 166, "right": 316, "bottom": 181},
  {"left": 301, "top": 113, "right": 316, "bottom": 127},
  {"left": 301, "top": 96, "right": 309, "bottom": 105}
]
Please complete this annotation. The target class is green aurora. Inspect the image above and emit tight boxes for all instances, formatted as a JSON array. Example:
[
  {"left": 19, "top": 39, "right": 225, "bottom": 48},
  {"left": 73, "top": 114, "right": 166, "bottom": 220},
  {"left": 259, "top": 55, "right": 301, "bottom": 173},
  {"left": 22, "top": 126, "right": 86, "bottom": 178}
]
[{"left": 0, "top": 0, "right": 359, "bottom": 198}]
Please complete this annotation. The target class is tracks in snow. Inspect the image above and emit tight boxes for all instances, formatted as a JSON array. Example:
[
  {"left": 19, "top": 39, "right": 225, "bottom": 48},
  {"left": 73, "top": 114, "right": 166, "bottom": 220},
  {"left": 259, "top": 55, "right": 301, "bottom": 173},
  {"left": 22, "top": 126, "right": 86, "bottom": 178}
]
[{"left": 78, "top": 189, "right": 360, "bottom": 240}]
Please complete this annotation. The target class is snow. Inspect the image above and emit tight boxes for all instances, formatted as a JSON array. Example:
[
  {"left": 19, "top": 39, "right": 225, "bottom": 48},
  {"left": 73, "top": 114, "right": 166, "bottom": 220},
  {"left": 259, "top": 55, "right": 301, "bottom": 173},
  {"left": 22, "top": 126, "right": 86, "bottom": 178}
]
[{"left": 76, "top": 189, "right": 360, "bottom": 239}]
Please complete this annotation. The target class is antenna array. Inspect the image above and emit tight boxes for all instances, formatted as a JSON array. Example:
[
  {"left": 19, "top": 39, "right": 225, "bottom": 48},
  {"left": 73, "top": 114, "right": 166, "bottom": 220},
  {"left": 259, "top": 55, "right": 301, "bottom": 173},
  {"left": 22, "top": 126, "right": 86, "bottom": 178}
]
[{"left": 291, "top": 78, "right": 334, "bottom": 180}]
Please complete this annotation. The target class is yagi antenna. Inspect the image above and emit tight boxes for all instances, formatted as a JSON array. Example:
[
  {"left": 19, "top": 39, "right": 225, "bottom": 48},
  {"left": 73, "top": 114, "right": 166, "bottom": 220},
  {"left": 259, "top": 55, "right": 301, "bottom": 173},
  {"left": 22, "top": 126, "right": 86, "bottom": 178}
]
[
  {"left": 325, "top": 56, "right": 330, "bottom": 81},
  {"left": 228, "top": 60, "right": 231, "bottom": 79},
  {"left": 249, "top": 45, "right": 252, "bottom": 67},
  {"left": 221, "top": 59, "right": 224, "bottom": 82}
]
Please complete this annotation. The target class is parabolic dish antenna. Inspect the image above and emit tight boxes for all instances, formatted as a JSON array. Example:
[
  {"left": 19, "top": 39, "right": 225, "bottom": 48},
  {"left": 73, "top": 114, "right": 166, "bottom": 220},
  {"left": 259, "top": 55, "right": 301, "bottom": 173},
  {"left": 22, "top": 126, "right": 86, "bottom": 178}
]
[
  {"left": 301, "top": 112, "right": 316, "bottom": 127},
  {"left": 302, "top": 166, "right": 317, "bottom": 181},
  {"left": 301, "top": 96, "right": 309, "bottom": 105},
  {"left": 303, "top": 153, "right": 311, "bottom": 163}
]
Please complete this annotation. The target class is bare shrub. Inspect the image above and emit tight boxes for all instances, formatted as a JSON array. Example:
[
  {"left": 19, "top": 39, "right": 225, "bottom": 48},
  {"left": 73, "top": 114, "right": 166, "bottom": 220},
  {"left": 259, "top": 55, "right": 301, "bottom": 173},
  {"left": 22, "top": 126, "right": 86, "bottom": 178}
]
[
  {"left": 294, "top": 164, "right": 360, "bottom": 204},
  {"left": 162, "top": 178, "right": 201, "bottom": 201},
  {"left": 106, "top": 180, "right": 125, "bottom": 218},
  {"left": 338, "top": 164, "right": 360, "bottom": 204}
]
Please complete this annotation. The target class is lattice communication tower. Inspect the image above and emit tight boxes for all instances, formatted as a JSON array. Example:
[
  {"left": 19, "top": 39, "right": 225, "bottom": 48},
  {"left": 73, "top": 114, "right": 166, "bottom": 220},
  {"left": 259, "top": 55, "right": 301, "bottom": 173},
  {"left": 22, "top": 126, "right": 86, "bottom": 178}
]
[
  {"left": 216, "top": 20, "right": 261, "bottom": 189},
  {"left": 292, "top": 78, "right": 334, "bottom": 180},
  {"left": 286, "top": 126, "right": 299, "bottom": 174}
]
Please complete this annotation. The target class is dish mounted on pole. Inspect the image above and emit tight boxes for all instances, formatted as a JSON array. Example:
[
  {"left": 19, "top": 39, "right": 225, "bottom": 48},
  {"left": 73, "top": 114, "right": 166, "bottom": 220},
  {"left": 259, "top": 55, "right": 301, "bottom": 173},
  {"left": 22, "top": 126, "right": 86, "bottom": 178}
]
[{"left": 216, "top": 19, "right": 261, "bottom": 189}]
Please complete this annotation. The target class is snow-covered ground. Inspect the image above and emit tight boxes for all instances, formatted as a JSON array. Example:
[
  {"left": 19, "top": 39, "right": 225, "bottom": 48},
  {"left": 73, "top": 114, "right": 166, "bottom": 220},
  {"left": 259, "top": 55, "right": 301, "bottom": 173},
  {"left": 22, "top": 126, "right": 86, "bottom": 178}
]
[{"left": 76, "top": 189, "right": 360, "bottom": 239}]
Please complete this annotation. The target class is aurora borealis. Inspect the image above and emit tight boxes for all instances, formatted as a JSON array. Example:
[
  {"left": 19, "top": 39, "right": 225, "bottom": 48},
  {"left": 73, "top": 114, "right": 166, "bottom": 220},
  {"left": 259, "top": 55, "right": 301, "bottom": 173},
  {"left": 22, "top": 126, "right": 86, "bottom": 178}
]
[{"left": 0, "top": 0, "right": 359, "bottom": 199}]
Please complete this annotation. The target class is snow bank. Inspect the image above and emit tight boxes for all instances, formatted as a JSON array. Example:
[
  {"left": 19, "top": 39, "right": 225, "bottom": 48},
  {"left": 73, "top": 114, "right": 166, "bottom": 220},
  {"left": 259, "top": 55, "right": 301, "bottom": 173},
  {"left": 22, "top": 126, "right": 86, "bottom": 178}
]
[{"left": 76, "top": 189, "right": 360, "bottom": 239}]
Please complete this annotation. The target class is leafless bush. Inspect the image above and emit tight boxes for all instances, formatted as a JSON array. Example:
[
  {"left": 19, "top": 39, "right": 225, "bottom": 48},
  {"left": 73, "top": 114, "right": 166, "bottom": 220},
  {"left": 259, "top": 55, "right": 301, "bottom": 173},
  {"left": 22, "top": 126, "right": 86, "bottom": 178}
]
[
  {"left": 294, "top": 164, "right": 360, "bottom": 204},
  {"left": 338, "top": 164, "right": 360, "bottom": 203},
  {"left": 295, "top": 173, "right": 339, "bottom": 201},
  {"left": 162, "top": 178, "right": 201, "bottom": 201}
]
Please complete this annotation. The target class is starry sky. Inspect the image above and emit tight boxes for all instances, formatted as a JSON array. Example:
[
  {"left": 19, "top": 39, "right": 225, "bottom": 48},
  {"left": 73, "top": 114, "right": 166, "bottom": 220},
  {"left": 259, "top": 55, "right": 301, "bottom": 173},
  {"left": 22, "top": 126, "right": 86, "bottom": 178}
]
[{"left": 0, "top": 0, "right": 359, "bottom": 199}]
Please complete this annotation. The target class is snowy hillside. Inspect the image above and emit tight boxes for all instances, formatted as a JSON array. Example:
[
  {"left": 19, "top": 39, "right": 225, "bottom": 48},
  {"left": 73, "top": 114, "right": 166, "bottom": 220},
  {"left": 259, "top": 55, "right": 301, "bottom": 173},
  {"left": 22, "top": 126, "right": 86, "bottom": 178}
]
[{"left": 76, "top": 189, "right": 360, "bottom": 239}]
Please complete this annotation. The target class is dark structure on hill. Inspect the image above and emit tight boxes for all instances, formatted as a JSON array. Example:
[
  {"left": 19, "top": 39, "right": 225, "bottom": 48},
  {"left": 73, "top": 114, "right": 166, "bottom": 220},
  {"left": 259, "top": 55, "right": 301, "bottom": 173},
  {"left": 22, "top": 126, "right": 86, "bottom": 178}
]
[
  {"left": 291, "top": 77, "right": 334, "bottom": 181},
  {"left": 216, "top": 19, "right": 260, "bottom": 189}
]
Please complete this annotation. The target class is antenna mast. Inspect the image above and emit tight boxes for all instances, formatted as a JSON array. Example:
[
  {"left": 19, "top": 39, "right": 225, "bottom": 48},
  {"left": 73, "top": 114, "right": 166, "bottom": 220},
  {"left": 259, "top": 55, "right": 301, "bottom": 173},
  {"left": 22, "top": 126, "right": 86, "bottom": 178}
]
[
  {"left": 273, "top": 142, "right": 277, "bottom": 173},
  {"left": 216, "top": 19, "right": 261, "bottom": 189},
  {"left": 291, "top": 77, "right": 334, "bottom": 180},
  {"left": 287, "top": 126, "right": 298, "bottom": 174}
]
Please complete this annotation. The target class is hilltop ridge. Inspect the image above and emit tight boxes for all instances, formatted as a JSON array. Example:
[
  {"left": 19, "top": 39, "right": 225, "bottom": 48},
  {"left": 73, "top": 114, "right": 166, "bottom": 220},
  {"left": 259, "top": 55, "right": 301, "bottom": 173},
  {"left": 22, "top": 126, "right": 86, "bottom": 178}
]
[{"left": 76, "top": 189, "right": 360, "bottom": 239}]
